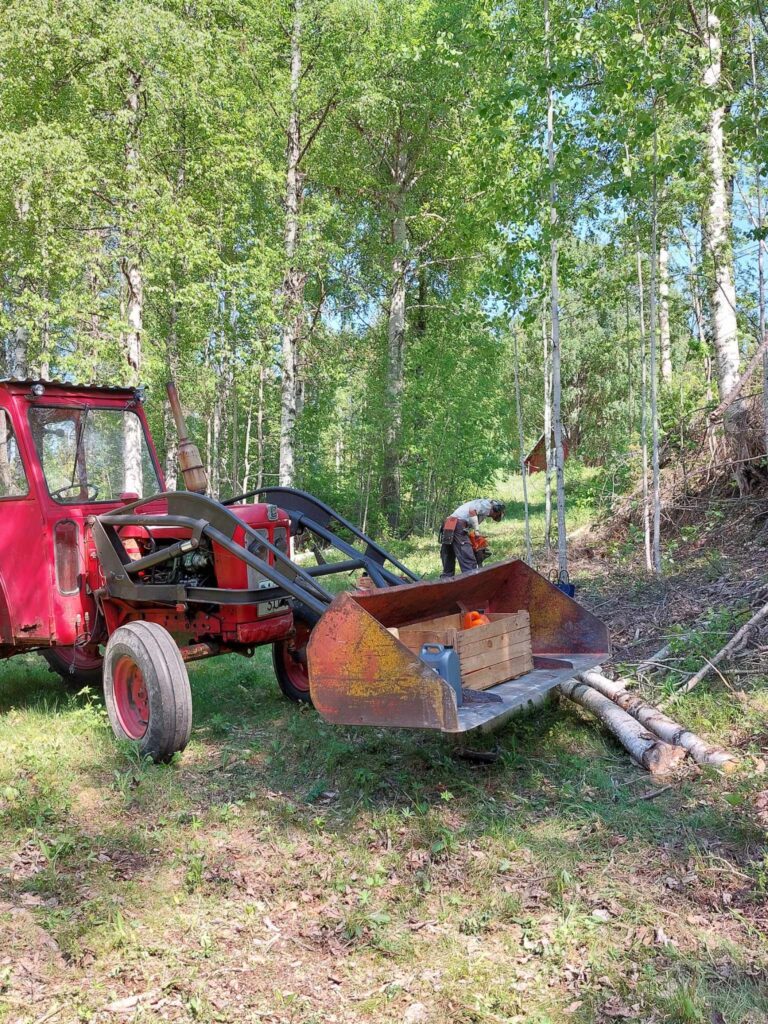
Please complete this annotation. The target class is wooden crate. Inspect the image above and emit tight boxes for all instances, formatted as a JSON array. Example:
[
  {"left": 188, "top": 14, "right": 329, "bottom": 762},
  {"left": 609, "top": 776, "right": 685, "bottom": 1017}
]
[{"left": 394, "top": 610, "right": 533, "bottom": 691}]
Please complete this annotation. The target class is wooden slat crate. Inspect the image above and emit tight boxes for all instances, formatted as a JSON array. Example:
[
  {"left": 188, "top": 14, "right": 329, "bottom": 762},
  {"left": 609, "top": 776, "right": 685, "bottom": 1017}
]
[{"left": 393, "top": 610, "right": 533, "bottom": 691}]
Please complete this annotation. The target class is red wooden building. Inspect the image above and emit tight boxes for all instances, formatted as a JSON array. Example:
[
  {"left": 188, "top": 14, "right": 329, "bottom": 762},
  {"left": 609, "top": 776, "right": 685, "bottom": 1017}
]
[{"left": 523, "top": 432, "right": 570, "bottom": 474}]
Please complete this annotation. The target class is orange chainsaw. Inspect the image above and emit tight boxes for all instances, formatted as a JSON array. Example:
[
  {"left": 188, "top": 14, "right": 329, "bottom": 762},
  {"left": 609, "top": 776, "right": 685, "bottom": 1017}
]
[{"left": 469, "top": 531, "right": 491, "bottom": 565}]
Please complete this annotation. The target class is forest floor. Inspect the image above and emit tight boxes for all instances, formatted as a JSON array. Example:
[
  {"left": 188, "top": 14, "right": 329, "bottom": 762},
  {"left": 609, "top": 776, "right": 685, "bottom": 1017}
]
[{"left": 1, "top": 470, "right": 767, "bottom": 1024}]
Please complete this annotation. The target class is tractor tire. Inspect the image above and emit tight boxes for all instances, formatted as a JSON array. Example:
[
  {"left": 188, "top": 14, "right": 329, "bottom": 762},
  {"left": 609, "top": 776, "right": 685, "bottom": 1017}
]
[
  {"left": 42, "top": 646, "right": 104, "bottom": 688},
  {"left": 103, "top": 621, "right": 192, "bottom": 763},
  {"left": 272, "top": 618, "right": 313, "bottom": 705}
]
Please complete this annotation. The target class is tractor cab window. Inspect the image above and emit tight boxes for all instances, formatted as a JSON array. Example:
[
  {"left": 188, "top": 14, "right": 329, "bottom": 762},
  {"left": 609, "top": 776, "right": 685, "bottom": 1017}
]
[
  {"left": 29, "top": 406, "right": 160, "bottom": 504},
  {"left": 0, "top": 409, "right": 29, "bottom": 498}
]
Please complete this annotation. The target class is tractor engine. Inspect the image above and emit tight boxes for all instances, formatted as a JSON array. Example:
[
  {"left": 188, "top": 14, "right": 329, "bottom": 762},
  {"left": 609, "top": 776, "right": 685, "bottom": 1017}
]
[{"left": 142, "top": 538, "right": 215, "bottom": 589}]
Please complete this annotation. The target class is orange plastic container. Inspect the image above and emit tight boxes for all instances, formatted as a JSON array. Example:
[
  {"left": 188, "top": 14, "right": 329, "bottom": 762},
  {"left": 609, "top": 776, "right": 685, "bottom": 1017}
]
[{"left": 462, "top": 610, "right": 490, "bottom": 630}]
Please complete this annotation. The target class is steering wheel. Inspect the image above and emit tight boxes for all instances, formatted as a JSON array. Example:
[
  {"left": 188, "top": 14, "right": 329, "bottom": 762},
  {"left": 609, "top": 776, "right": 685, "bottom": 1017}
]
[{"left": 50, "top": 482, "right": 100, "bottom": 501}]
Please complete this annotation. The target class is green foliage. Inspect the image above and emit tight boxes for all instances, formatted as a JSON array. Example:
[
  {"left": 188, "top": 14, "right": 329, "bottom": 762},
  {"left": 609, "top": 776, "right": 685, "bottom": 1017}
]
[{"left": 0, "top": 0, "right": 766, "bottom": 548}]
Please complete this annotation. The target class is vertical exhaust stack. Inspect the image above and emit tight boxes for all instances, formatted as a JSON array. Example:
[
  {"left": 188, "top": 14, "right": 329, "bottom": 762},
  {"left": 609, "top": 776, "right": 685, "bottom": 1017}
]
[{"left": 166, "top": 382, "right": 208, "bottom": 494}]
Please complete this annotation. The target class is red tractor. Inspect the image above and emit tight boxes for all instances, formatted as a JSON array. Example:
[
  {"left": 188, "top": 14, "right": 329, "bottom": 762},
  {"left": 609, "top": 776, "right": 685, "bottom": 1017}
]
[{"left": 0, "top": 379, "right": 608, "bottom": 761}]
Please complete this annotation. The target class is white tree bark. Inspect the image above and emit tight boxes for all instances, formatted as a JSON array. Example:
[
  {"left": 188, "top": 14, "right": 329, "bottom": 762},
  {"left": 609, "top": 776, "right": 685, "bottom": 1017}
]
[
  {"left": 576, "top": 670, "right": 734, "bottom": 769},
  {"left": 11, "top": 328, "right": 28, "bottom": 379},
  {"left": 700, "top": 10, "right": 745, "bottom": 488},
  {"left": 256, "top": 363, "right": 265, "bottom": 490},
  {"left": 512, "top": 326, "right": 532, "bottom": 564},
  {"left": 163, "top": 321, "right": 180, "bottom": 490},
  {"left": 649, "top": 150, "right": 662, "bottom": 574},
  {"left": 558, "top": 678, "right": 686, "bottom": 774},
  {"left": 122, "top": 69, "right": 144, "bottom": 496},
  {"left": 381, "top": 140, "right": 408, "bottom": 530},
  {"left": 751, "top": 24, "right": 768, "bottom": 452},
  {"left": 542, "top": 312, "right": 553, "bottom": 558},
  {"left": 658, "top": 241, "right": 672, "bottom": 382},
  {"left": 10, "top": 195, "right": 30, "bottom": 379},
  {"left": 545, "top": 0, "right": 567, "bottom": 576},
  {"left": 278, "top": 0, "right": 306, "bottom": 487},
  {"left": 636, "top": 250, "right": 653, "bottom": 571}
]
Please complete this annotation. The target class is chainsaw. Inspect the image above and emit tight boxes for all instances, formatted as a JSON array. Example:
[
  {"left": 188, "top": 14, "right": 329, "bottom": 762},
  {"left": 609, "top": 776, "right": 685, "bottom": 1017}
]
[{"left": 469, "top": 531, "right": 491, "bottom": 565}]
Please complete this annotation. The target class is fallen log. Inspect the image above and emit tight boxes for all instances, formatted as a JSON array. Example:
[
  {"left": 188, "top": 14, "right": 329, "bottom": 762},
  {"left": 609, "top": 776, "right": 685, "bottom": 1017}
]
[
  {"left": 558, "top": 678, "right": 686, "bottom": 774},
  {"left": 576, "top": 669, "right": 735, "bottom": 770},
  {"left": 662, "top": 598, "right": 768, "bottom": 705}
]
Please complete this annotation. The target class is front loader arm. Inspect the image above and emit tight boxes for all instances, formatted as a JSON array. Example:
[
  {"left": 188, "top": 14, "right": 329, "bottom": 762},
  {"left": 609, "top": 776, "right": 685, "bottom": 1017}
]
[{"left": 91, "top": 491, "right": 331, "bottom": 617}]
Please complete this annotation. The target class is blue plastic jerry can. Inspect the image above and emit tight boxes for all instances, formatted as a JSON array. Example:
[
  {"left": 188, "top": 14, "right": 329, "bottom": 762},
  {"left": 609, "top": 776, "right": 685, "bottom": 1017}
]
[{"left": 420, "top": 643, "right": 463, "bottom": 706}]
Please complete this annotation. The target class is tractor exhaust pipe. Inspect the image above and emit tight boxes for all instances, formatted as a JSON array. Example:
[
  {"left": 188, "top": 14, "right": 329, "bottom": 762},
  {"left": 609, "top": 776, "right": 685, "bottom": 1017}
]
[{"left": 166, "top": 382, "right": 208, "bottom": 494}]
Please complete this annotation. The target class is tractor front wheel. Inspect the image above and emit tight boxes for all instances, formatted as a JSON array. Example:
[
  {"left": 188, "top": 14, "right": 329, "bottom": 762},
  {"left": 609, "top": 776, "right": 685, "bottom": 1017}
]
[
  {"left": 272, "top": 620, "right": 313, "bottom": 705},
  {"left": 103, "top": 621, "right": 192, "bottom": 763},
  {"left": 43, "top": 646, "right": 104, "bottom": 688}
]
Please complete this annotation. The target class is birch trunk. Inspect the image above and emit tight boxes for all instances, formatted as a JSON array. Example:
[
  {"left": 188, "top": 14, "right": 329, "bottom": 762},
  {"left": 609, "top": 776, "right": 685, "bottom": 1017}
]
[
  {"left": 558, "top": 678, "right": 686, "bottom": 774},
  {"left": 700, "top": 11, "right": 745, "bottom": 487},
  {"left": 211, "top": 368, "right": 222, "bottom": 499},
  {"left": 381, "top": 140, "right": 408, "bottom": 531},
  {"left": 122, "top": 69, "right": 144, "bottom": 496},
  {"left": 751, "top": 26, "right": 768, "bottom": 452},
  {"left": 543, "top": 312, "right": 553, "bottom": 558},
  {"left": 11, "top": 329, "right": 28, "bottom": 379},
  {"left": 278, "top": 0, "right": 306, "bottom": 488},
  {"left": 682, "top": 225, "right": 711, "bottom": 401},
  {"left": 240, "top": 391, "right": 253, "bottom": 495},
  {"left": 512, "top": 327, "right": 532, "bottom": 564},
  {"left": 545, "top": 0, "right": 567, "bottom": 576},
  {"left": 649, "top": 154, "right": 662, "bottom": 574},
  {"left": 758, "top": 173, "right": 767, "bottom": 453},
  {"left": 658, "top": 241, "right": 672, "bottom": 383},
  {"left": 576, "top": 670, "right": 734, "bottom": 769},
  {"left": 636, "top": 250, "right": 653, "bottom": 571},
  {"left": 10, "top": 195, "right": 29, "bottom": 379},
  {"left": 625, "top": 288, "right": 634, "bottom": 435},
  {"left": 163, "top": 300, "right": 180, "bottom": 490},
  {"left": 256, "top": 363, "right": 265, "bottom": 490}
]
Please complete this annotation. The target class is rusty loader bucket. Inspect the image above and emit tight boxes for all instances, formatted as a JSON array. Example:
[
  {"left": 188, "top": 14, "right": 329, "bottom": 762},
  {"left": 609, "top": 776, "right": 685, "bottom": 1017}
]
[{"left": 307, "top": 559, "right": 609, "bottom": 735}]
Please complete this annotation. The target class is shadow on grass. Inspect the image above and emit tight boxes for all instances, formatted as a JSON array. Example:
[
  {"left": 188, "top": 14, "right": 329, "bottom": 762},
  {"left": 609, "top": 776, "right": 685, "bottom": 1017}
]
[{"left": 1, "top": 648, "right": 766, "bottom": 1023}]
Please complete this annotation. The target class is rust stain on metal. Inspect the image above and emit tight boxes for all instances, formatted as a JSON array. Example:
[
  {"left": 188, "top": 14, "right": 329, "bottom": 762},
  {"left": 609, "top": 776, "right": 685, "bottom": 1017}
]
[{"left": 308, "top": 594, "right": 458, "bottom": 730}]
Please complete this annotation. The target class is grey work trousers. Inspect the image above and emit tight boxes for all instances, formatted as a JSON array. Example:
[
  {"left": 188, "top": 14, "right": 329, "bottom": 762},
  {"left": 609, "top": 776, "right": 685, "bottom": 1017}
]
[{"left": 439, "top": 521, "right": 478, "bottom": 578}]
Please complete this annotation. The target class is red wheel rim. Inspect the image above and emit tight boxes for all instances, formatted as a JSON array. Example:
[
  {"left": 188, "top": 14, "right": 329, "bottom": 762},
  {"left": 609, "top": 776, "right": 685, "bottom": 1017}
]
[
  {"left": 113, "top": 656, "right": 149, "bottom": 739},
  {"left": 282, "top": 622, "right": 311, "bottom": 693}
]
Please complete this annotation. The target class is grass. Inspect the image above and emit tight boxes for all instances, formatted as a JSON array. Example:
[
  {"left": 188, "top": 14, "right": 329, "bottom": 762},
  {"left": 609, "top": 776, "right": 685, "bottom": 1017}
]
[{"left": 1, "top": 469, "right": 767, "bottom": 1023}]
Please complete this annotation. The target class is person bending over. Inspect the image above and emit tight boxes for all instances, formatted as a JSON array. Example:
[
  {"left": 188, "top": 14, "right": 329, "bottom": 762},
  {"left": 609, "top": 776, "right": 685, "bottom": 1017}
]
[{"left": 439, "top": 498, "right": 506, "bottom": 579}]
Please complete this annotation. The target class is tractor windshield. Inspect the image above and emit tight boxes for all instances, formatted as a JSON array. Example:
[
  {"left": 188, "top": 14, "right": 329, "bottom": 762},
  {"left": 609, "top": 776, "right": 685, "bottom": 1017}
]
[{"left": 29, "top": 406, "right": 161, "bottom": 504}]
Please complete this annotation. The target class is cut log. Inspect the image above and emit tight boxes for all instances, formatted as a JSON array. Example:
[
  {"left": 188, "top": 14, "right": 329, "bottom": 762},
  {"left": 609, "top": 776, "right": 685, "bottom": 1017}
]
[
  {"left": 663, "top": 599, "right": 768, "bottom": 705},
  {"left": 558, "top": 678, "right": 686, "bottom": 774},
  {"left": 576, "top": 669, "right": 735, "bottom": 770}
]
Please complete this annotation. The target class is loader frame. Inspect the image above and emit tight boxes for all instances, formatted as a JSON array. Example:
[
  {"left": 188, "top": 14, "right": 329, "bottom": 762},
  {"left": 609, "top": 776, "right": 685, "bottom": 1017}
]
[{"left": 92, "top": 487, "right": 417, "bottom": 622}]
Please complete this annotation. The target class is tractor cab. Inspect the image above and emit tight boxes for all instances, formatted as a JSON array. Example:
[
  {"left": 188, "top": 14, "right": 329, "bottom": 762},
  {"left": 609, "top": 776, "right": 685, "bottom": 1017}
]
[{"left": 0, "top": 379, "right": 163, "bottom": 655}]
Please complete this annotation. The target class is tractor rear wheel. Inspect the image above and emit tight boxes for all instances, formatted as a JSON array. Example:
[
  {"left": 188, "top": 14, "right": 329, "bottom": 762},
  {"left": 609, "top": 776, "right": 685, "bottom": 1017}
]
[
  {"left": 103, "top": 621, "right": 192, "bottom": 763},
  {"left": 43, "top": 646, "right": 104, "bottom": 688},
  {"left": 272, "top": 620, "right": 313, "bottom": 705}
]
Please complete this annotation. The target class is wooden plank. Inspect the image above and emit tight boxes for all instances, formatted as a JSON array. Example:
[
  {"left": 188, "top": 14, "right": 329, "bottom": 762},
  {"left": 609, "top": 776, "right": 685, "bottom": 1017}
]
[
  {"left": 460, "top": 637, "right": 532, "bottom": 675},
  {"left": 457, "top": 624, "right": 531, "bottom": 661},
  {"left": 397, "top": 627, "right": 458, "bottom": 652},
  {"left": 455, "top": 613, "right": 529, "bottom": 651},
  {"left": 462, "top": 652, "right": 534, "bottom": 691},
  {"left": 403, "top": 612, "right": 463, "bottom": 632}
]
